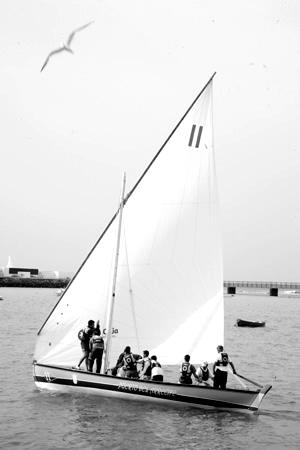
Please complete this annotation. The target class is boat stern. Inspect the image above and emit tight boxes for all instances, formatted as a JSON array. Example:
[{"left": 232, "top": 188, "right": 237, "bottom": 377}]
[{"left": 248, "top": 384, "right": 272, "bottom": 411}]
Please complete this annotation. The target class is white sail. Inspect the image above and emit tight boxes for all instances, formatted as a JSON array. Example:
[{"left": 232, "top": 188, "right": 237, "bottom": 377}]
[{"left": 34, "top": 76, "right": 223, "bottom": 369}]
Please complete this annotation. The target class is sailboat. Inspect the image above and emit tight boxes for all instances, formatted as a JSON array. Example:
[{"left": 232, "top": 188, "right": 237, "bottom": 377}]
[{"left": 33, "top": 73, "right": 271, "bottom": 412}]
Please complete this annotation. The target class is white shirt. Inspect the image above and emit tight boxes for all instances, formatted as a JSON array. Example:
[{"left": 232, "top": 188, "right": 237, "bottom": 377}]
[
  {"left": 152, "top": 365, "right": 164, "bottom": 377},
  {"left": 215, "top": 352, "right": 232, "bottom": 372}
]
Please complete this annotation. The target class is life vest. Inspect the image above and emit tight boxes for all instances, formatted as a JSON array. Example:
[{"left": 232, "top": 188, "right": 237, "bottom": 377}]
[
  {"left": 141, "top": 357, "right": 152, "bottom": 377},
  {"left": 216, "top": 352, "right": 229, "bottom": 367},
  {"left": 78, "top": 327, "right": 93, "bottom": 345},
  {"left": 151, "top": 361, "right": 161, "bottom": 368},
  {"left": 123, "top": 353, "right": 136, "bottom": 370},
  {"left": 91, "top": 335, "right": 104, "bottom": 350},
  {"left": 181, "top": 362, "right": 192, "bottom": 378},
  {"left": 201, "top": 367, "right": 209, "bottom": 381}
]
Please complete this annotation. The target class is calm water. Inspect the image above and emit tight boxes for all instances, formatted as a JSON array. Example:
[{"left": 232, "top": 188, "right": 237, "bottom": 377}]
[{"left": 0, "top": 288, "right": 299, "bottom": 449}]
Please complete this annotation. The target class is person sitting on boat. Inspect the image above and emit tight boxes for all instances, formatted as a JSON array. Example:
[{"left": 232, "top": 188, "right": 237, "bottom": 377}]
[
  {"left": 150, "top": 355, "right": 164, "bottom": 382},
  {"left": 76, "top": 319, "right": 100, "bottom": 370},
  {"left": 88, "top": 329, "right": 104, "bottom": 374},
  {"left": 112, "top": 346, "right": 141, "bottom": 378},
  {"left": 212, "top": 345, "right": 236, "bottom": 389},
  {"left": 121, "top": 346, "right": 140, "bottom": 379},
  {"left": 179, "top": 354, "right": 199, "bottom": 385},
  {"left": 111, "top": 348, "right": 127, "bottom": 376},
  {"left": 137, "top": 350, "right": 152, "bottom": 380},
  {"left": 196, "top": 361, "right": 214, "bottom": 386}
]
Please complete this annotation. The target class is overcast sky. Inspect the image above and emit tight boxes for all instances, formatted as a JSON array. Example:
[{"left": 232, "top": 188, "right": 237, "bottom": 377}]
[{"left": 0, "top": 0, "right": 299, "bottom": 281}]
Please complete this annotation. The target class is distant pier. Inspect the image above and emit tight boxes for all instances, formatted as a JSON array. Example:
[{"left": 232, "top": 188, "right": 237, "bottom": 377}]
[{"left": 224, "top": 281, "right": 300, "bottom": 296}]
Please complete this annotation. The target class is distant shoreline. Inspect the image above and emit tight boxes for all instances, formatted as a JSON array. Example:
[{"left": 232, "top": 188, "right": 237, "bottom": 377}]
[
  {"left": 0, "top": 277, "right": 299, "bottom": 296},
  {"left": 0, "top": 277, "right": 69, "bottom": 288}
]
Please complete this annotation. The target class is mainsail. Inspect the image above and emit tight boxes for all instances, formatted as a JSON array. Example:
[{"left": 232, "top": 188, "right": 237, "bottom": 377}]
[{"left": 34, "top": 74, "right": 223, "bottom": 369}]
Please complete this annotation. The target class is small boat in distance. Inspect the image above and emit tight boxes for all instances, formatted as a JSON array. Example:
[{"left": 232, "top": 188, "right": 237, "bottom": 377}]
[
  {"left": 33, "top": 73, "right": 272, "bottom": 413},
  {"left": 56, "top": 288, "right": 65, "bottom": 297},
  {"left": 236, "top": 319, "right": 266, "bottom": 328}
]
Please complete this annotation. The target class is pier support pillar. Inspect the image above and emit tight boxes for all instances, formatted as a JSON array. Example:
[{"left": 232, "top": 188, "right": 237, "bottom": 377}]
[
  {"left": 270, "top": 288, "right": 278, "bottom": 297},
  {"left": 227, "top": 286, "right": 236, "bottom": 295}
]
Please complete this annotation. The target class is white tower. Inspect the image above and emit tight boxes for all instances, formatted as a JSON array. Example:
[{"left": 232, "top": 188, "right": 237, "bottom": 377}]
[{"left": 6, "top": 256, "right": 13, "bottom": 268}]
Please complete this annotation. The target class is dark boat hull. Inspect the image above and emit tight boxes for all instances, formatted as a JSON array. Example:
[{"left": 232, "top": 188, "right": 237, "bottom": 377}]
[
  {"left": 236, "top": 319, "right": 266, "bottom": 327},
  {"left": 33, "top": 363, "right": 271, "bottom": 413}
]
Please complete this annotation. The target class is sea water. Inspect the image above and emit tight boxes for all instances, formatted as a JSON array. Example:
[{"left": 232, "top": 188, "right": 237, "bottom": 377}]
[{"left": 0, "top": 288, "right": 299, "bottom": 449}]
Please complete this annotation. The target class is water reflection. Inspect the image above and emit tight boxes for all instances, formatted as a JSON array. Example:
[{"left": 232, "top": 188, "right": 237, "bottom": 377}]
[{"left": 65, "top": 393, "right": 260, "bottom": 449}]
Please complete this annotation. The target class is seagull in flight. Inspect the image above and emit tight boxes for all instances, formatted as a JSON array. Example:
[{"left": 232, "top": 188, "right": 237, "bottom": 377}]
[{"left": 40, "top": 21, "right": 94, "bottom": 72}]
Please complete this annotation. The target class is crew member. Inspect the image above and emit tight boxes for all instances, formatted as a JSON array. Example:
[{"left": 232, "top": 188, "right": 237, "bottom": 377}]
[
  {"left": 196, "top": 361, "right": 214, "bottom": 386},
  {"left": 213, "top": 345, "right": 236, "bottom": 389},
  {"left": 77, "top": 319, "right": 100, "bottom": 370},
  {"left": 88, "top": 329, "right": 104, "bottom": 373},
  {"left": 150, "top": 355, "right": 164, "bottom": 382},
  {"left": 112, "top": 346, "right": 141, "bottom": 378},
  {"left": 137, "top": 350, "right": 152, "bottom": 380},
  {"left": 179, "top": 354, "right": 199, "bottom": 385}
]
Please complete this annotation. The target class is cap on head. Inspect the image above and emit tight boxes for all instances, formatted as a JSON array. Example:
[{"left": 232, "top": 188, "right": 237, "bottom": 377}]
[{"left": 124, "top": 346, "right": 131, "bottom": 353}]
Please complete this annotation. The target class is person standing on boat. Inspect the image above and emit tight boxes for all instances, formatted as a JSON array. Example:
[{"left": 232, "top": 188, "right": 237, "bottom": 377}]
[
  {"left": 77, "top": 319, "right": 100, "bottom": 370},
  {"left": 179, "top": 355, "right": 199, "bottom": 385},
  {"left": 213, "top": 345, "right": 236, "bottom": 389},
  {"left": 196, "top": 361, "right": 214, "bottom": 386},
  {"left": 88, "top": 329, "right": 104, "bottom": 373},
  {"left": 137, "top": 350, "right": 152, "bottom": 380},
  {"left": 150, "top": 355, "right": 164, "bottom": 382}
]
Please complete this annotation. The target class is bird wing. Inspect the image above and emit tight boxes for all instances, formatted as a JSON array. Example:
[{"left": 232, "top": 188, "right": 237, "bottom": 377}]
[
  {"left": 67, "top": 21, "right": 94, "bottom": 46},
  {"left": 40, "top": 46, "right": 66, "bottom": 72}
]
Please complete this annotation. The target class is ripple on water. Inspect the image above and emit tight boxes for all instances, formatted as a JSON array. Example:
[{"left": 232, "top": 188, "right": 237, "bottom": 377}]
[{"left": 1, "top": 289, "right": 300, "bottom": 449}]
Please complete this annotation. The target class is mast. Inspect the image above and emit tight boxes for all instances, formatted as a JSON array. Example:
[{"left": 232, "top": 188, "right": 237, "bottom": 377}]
[
  {"left": 102, "top": 172, "right": 127, "bottom": 373},
  {"left": 124, "top": 231, "right": 140, "bottom": 353}
]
